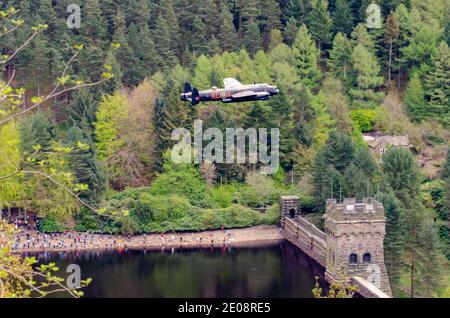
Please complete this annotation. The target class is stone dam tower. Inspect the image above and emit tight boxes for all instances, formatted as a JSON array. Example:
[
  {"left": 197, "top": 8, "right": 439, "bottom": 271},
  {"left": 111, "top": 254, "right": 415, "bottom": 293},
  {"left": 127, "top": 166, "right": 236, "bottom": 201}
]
[
  {"left": 280, "top": 196, "right": 393, "bottom": 298},
  {"left": 324, "top": 198, "right": 392, "bottom": 297}
]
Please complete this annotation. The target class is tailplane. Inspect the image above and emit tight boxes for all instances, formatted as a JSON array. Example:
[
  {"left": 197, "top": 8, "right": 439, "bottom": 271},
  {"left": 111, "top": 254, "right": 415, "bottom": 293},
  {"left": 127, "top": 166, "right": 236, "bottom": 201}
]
[
  {"left": 191, "top": 88, "right": 200, "bottom": 106},
  {"left": 184, "top": 83, "right": 193, "bottom": 94}
]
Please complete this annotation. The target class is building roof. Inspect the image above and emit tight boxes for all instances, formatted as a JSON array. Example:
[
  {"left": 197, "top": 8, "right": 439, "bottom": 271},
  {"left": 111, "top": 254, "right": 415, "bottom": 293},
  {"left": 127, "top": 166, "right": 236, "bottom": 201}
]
[{"left": 366, "top": 135, "right": 410, "bottom": 149}]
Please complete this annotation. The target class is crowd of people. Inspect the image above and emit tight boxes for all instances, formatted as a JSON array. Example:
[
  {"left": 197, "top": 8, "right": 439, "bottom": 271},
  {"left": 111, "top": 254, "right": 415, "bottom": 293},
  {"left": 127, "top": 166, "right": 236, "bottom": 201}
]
[{"left": 8, "top": 227, "right": 236, "bottom": 252}]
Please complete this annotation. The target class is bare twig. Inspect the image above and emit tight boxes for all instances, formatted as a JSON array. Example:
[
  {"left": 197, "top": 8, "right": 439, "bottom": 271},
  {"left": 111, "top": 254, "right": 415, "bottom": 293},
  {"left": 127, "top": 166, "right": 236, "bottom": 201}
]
[
  {"left": 0, "top": 30, "right": 42, "bottom": 65},
  {"left": 0, "top": 78, "right": 108, "bottom": 126},
  {"left": 20, "top": 170, "right": 106, "bottom": 217}
]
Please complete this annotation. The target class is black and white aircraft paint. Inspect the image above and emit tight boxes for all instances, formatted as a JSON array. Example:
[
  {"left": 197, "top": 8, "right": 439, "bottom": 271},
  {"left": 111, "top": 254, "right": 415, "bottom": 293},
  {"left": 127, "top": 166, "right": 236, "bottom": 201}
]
[{"left": 180, "top": 78, "right": 280, "bottom": 106}]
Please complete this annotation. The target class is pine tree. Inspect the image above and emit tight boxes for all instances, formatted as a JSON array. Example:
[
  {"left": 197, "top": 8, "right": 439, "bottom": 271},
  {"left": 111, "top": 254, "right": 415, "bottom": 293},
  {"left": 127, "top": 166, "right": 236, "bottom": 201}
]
[
  {"left": 344, "top": 163, "right": 368, "bottom": 199},
  {"left": 112, "top": 9, "right": 138, "bottom": 85},
  {"left": 443, "top": 149, "right": 450, "bottom": 221},
  {"left": 260, "top": 0, "right": 282, "bottom": 49},
  {"left": 68, "top": 89, "right": 98, "bottom": 134},
  {"left": 65, "top": 125, "right": 106, "bottom": 203},
  {"left": 241, "top": 0, "right": 262, "bottom": 55},
  {"left": 159, "top": 0, "right": 180, "bottom": 57},
  {"left": 268, "top": 91, "right": 295, "bottom": 167},
  {"left": 375, "top": 190, "right": 403, "bottom": 294},
  {"left": 350, "top": 44, "right": 384, "bottom": 108},
  {"left": 19, "top": 112, "right": 55, "bottom": 155},
  {"left": 312, "top": 154, "right": 346, "bottom": 212},
  {"left": 322, "top": 131, "right": 356, "bottom": 172},
  {"left": 283, "top": 17, "right": 298, "bottom": 46},
  {"left": 154, "top": 13, "right": 177, "bottom": 70},
  {"left": 415, "top": 219, "right": 447, "bottom": 297},
  {"left": 269, "top": 29, "right": 284, "bottom": 50},
  {"left": 328, "top": 32, "right": 352, "bottom": 83},
  {"left": 293, "top": 85, "right": 315, "bottom": 123},
  {"left": 382, "top": 147, "right": 420, "bottom": 207},
  {"left": 351, "top": 23, "right": 376, "bottom": 53},
  {"left": 292, "top": 25, "right": 321, "bottom": 89},
  {"left": 424, "top": 42, "right": 450, "bottom": 123},
  {"left": 384, "top": 14, "right": 400, "bottom": 83},
  {"left": 140, "top": 23, "right": 157, "bottom": 76},
  {"left": 127, "top": 22, "right": 146, "bottom": 84},
  {"left": 218, "top": 1, "right": 238, "bottom": 52},
  {"left": 29, "top": 35, "right": 50, "bottom": 96},
  {"left": 191, "top": 16, "right": 209, "bottom": 55},
  {"left": 322, "top": 77, "right": 353, "bottom": 134},
  {"left": 307, "top": 0, "right": 333, "bottom": 52},
  {"left": 332, "top": 0, "right": 354, "bottom": 36},
  {"left": 405, "top": 74, "right": 426, "bottom": 122},
  {"left": 128, "top": 0, "right": 150, "bottom": 30},
  {"left": 83, "top": 0, "right": 108, "bottom": 44}
]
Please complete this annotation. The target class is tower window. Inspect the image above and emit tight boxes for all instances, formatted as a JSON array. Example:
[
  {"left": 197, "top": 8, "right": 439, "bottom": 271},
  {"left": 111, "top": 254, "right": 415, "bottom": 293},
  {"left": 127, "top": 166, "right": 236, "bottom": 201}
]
[
  {"left": 289, "top": 209, "right": 296, "bottom": 219},
  {"left": 349, "top": 253, "right": 358, "bottom": 264},
  {"left": 363, "top": 253, "right": 371, "bottom": 264}
]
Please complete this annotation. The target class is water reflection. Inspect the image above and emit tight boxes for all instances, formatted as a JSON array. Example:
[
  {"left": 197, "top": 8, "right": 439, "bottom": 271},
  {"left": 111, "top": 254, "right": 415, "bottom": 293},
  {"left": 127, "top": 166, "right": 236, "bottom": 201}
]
[{"left": 29, "top": 240, "right": 325, "bottom": 298}]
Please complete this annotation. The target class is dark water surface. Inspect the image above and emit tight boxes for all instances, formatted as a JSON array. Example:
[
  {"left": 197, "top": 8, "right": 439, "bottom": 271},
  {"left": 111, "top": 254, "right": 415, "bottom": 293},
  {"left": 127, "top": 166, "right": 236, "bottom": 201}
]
[{"left": 30, "top": 240, "right": 324, "bottom": 298}]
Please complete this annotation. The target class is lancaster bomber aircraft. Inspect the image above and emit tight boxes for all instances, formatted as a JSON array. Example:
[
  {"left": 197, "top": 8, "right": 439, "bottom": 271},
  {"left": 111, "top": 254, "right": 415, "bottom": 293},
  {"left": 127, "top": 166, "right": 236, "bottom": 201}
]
[{"left": 180, "top": 78, "right": 280, "bottom": 106}]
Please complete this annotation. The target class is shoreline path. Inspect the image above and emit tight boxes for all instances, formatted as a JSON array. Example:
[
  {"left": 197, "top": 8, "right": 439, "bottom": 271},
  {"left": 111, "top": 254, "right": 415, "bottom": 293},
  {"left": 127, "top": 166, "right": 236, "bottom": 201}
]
[{"left": 8, "top": 225, "right": 283, "bottom": 253}]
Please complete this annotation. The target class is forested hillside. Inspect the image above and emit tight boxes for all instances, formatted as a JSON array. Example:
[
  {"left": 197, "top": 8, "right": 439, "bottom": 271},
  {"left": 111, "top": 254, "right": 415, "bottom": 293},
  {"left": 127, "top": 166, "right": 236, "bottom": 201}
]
[{"left": 0, "top": 0, "right": 449, "bottom": 297}]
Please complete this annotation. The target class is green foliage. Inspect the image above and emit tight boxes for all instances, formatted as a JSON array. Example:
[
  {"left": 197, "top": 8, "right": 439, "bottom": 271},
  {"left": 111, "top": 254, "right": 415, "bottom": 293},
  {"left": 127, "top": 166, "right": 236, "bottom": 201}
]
[
  {"left": 150, "top": 152, "right": 212, "bottom": 207},
  {"left": 209, "top": 184, "right": 239, "bottom": 208},
  {"left": 95, "top": 92, "right": 128, "bottom": 161},
  {"left": 405, "top": 74, "right": 426, "bottom": 122},
  {"left": 307, "top": 0, "right": 332, "bottom": 50},
  {"left": 134, "top": 193, "right": 190, "bottom": 224},
  {"left": 375, "top": 191, "right": 403, "bottom": 291},
  {"left": 200, "top": 205, "right": 263, "bottom": 230},
  {"left": 382, "top": 147, "right": 421, "bottom": 208},
  {"left": 293, "top": 24, "right": 321, "bottom": 89},
  {"left": 350, "top": 44, "right": 384, "bottom": 108},
  {"left": 328, "top": 33, "right": 352, "bottom": 84},
  {"left": 312, "top": 131, "right": 379, "bottom": 211},
  {"left": 38, "top": 217, "right": 66, "bottom": 233},
  {"left": 424, "top": 42, "right": 450, "bottom": 126},
  {"left": 0, "top": 122, "right": 23, "bottom": 207},
  {"left": 332, "top": 0, "right": 354, "bottom": 36},
  {"left": 351, "top": 109, "right": 377, "bottom": 132},
  {"left": 65, "top": 125, "right": 106, "bottom": 203},
  {"left": 239, "top": 172, "right": 280, "bottom": 208},
  {"left": 19, "top": 111, "right": 55, "bottom": 155}
]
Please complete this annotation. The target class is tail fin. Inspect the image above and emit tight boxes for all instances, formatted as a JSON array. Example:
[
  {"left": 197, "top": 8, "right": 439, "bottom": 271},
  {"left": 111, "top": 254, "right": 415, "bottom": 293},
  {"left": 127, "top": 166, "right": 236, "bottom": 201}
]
[
  {"left": 184, "top": 83, "right": 193, "bottom": 94},
  {"left": 191, "top": 88, "right": 200, "bottom": 106}
]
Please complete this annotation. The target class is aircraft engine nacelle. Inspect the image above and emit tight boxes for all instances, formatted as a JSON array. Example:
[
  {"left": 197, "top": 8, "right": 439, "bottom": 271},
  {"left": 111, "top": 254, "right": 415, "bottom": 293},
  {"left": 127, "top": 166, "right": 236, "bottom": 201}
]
[{"left": 256, "top": 92, "right": 270, "bottom": 99}]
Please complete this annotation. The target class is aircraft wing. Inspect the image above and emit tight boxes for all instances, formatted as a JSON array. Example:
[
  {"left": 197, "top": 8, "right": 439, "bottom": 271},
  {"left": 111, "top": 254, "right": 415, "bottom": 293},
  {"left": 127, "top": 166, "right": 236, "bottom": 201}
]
[
  {"left": 224, "top": 78, "right": 243, "bottom": 89},
  {"left": 231, "top": 90, "right": 257, "bottom": 98}
]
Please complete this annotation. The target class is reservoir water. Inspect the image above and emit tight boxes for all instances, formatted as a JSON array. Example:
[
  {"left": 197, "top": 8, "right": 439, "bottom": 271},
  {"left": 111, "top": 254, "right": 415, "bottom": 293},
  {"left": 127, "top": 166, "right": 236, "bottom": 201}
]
[{"left": 30, "top": 240, "right": 325, "bottom": 298}]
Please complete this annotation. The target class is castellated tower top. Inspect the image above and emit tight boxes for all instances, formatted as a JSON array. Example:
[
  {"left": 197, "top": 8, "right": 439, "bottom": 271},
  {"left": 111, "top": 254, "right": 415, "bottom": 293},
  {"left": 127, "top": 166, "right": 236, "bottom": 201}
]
[
  {"left": 324, "top": 197, "right": 392, "bottom": 297},
  {"left": 325, "top": 198, "right": 386, "bottom": 223}
]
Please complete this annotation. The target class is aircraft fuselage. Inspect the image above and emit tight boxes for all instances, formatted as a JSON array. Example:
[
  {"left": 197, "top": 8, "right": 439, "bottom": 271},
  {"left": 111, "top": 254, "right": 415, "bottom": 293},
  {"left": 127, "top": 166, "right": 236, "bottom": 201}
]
[{"left": 180, "top": 81, "right": 280, "bottom": 106}]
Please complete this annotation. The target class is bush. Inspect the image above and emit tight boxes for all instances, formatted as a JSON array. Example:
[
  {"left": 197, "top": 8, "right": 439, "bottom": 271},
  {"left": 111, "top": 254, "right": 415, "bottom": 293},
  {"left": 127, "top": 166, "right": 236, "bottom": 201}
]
[
  {"left": 209, "top": 184, "right": 239, "bottom": 208},
  {"left": 264, "top": 204, "right": 280, "bottom": 224},
  {"left": 38, "top": 217, "right": 66, "bottom": 233},
  {"left": 351, "top": 109, "right": 377, "bottom": 132},
  {"left": 239, "top": 172, "right": 279, "bottom": 207},
  {"left": 74, "top": 209, "right": 101, "bottom": 232},
  {"left": 133, "top": 194, "right": 191, "bottom": 224},
  {"left": 200, "top": 205, "right": 263, "bottom": 229},
  {"left": 150, "top": 158, "right": 213, "bottom": 207}
]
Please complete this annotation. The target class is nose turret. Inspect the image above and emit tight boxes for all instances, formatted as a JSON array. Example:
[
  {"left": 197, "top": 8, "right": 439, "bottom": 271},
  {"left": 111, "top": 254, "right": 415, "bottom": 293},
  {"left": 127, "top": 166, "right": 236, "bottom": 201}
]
[{"left": 270, "top": 86, "right": 280, "bottom": 96}]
